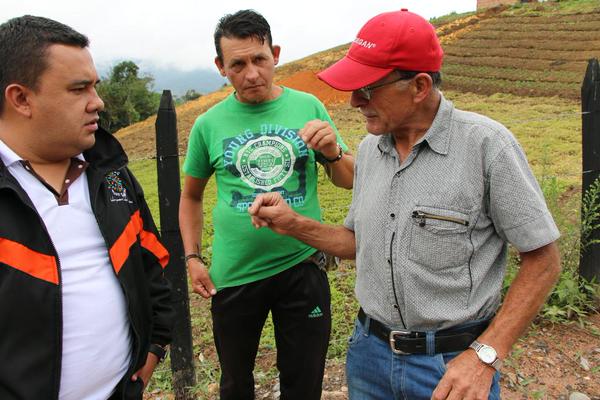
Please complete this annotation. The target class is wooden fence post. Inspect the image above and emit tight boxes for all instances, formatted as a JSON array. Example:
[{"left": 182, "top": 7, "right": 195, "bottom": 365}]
[
  {"left": 155, "top": 90, "right": 196, "bottom": 399},
  {"left": 581, "top": 58, "right": 600, "bottom": 282}
]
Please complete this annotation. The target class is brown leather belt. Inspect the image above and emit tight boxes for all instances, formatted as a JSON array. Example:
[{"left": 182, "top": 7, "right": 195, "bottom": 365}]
[{"left": 358, "top": 308, "right": 490, "bottom": 355}]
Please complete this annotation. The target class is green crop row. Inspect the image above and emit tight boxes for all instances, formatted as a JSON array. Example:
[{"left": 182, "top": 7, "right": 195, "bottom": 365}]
[
  {"left": 444, "top": 55, "right": 588, "bottom": 73},
  {"left": 456, "top": 38, "right": 600, "bottom": 52},
  {"left": 443, "top": 74, "right": 579, "bottom": 99},
  {"left": 444, "top": 45, "right": 600, "bottom": 63},
  {"left": 443, "top": 63, "right": 582, "bottom": 84},
  {"left": 462, "top": 29, "right": 600, "bottom": 42},
  {"left": 478, "top": 20, "right": 600, "bottom": 32},
  {"left": 498, "top": 14, "right": 600, "bottom": 23}
]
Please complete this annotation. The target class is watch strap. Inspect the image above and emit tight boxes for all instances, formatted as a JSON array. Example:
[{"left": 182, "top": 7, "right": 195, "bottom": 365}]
[{"left": 324, "top": 144, "right": 343, "bottom": 163}]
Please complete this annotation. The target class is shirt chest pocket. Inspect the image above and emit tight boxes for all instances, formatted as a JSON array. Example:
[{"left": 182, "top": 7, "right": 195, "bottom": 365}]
[{"left": 408, "top": 205, "right": 472, "bottom": 269}]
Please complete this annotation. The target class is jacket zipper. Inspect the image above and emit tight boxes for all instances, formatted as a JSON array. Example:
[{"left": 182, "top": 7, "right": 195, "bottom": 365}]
[
  {"left": 90, "top": 169, "right": 141, "bottom": 376},
  {"left": 2, "top": 183, "right": 64, "bottom": 400},
  {"left": 46, "top": 232, "right": 63, "bottom": 400},
  {"left": 412, "top": 210, "right": 469, "bottom": 227}
]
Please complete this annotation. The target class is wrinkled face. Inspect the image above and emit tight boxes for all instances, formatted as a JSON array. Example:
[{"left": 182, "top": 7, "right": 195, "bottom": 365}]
[
  {"left": 350, "top": 71, "right": 416, "bottom": 136},
  {"left": 29, "top": 44, "right": 104, "bottom": 160},
  {"left": 215, "top": 36, "right": 280, "bottom": 104}
]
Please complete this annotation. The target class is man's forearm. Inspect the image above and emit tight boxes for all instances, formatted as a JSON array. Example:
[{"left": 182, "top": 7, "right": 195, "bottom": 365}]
[
  {"left": 478, "top": 242, "right": 561, "bottom": 359},
  {"left": 325, "top": 153, "right": 354, "bottom": 189},
  {"left": 287, "top": 213, "right": 356, "bottom": 259},
  {"left": 178, "top": 196, "right": 204, "bottom": 255}
]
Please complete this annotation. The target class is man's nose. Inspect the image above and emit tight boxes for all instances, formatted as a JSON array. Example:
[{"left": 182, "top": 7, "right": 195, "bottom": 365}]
[
  {"left": 88, "top": 88, "right": 104, "bottom": 113},
  {"left": 350, "top": 91, "right": 368, "bottom": 108}
]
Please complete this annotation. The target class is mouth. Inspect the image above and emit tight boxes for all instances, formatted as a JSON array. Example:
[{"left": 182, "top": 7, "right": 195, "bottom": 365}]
[
  {"left": 84, "top": 117, "right": 99, "bottom": 131},
  {"left": 361, "top": 112, "right": 377, "bottom": 119},
  {"left": 359, "top": 107, "right": 377, "bottom": 118}
]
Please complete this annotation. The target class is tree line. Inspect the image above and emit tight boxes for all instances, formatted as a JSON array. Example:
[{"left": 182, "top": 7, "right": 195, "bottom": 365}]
[{"left": 98, "top": 61, "right": 202, "bottom": 132}]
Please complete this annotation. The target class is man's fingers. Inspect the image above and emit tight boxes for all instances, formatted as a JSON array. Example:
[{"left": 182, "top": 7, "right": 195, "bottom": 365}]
[
  {"left": 200, "top": 275, "right": 217, "bottom": 296},
  {"left": 250, "top": 215, "right": 270, "bottom": 228},
  {"left": 249, "top": 192, "right": 281, "bottom": 215},
  {"left": 299, "top": 120, "right": 329, "bottom": 147},
  {"left": 432, "top": 374, "right": 452, "bottom": 400},
  {"left": 193, "top": 283, "right": 212, "bottom": 298}
]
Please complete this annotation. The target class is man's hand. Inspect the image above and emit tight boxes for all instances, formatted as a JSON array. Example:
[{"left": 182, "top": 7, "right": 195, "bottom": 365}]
[
  {"left": 248, "top": 192, "right": 297, "bottom": 235},
  {"left": 187, "top": 259, "right": 216, "bottom": 298},
  {"left": 431, "top": 350, "right": 496, "bottom": 400},
  {"left": 299, "top": 119, "right": 339, "bottom": 160},
  {"left": 131, "top": 352, "right": 159, "bottom": 389}
]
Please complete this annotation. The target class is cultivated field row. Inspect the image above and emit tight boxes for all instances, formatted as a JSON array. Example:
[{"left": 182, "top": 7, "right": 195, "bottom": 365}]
[{"left": 444, "top": 55, "right": 587, "bottom": 73}]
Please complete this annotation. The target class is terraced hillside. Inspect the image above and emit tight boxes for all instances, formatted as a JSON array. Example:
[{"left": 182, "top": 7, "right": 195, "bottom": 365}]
[{"left": 442, "top": 1, "right": 600, "bottom": 98}]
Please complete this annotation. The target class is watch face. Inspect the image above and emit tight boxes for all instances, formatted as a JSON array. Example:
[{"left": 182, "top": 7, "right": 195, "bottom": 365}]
[{"left": 479, "top": 345, "right": 497, "bottom": 364}]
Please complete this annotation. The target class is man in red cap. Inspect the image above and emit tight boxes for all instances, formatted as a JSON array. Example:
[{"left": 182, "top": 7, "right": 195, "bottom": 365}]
[{"left": 249, "top": 8, "right": 561, "bottom": 400}]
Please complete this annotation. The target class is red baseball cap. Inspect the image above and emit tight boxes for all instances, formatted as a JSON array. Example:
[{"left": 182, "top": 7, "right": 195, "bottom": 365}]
[{"left": 318, "top": 9, "right": 443, "bottom": 91}]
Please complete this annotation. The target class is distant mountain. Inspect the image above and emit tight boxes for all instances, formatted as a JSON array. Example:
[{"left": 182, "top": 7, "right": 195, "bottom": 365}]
[
  {"left": 97, "top": 61, "right": 227, "bottom": 96},
  {"left": 149, "top": 67, "right": 227, "bottom": 96}
]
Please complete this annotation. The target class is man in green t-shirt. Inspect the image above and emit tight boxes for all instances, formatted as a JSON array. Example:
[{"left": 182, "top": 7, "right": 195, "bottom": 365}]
[{"left": 179, "top": 9, "right": 354, "bottom": 400}]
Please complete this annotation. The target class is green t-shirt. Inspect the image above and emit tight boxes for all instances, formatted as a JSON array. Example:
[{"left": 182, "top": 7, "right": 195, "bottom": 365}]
[{"left": 183, "top": 87, "right": 348, "bottom": 289}]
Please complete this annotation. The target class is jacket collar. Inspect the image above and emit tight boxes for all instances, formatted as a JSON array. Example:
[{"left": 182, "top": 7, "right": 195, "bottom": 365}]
[{"left": 83, "top": 127, "right": 129, "bottom": 173}]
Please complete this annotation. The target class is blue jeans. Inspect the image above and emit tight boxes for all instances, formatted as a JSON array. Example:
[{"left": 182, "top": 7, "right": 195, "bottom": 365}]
[{"left": 346, "top": 317, "right": 501, "bottom": 400}]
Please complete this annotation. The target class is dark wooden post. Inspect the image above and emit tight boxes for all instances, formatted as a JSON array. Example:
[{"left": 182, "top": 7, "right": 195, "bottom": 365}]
[
  {"left": 581, "top": 58, "right": 600, "bottom": 282},
  {"left": 155, "top": 90, "right": 196, "bottom": 399}
]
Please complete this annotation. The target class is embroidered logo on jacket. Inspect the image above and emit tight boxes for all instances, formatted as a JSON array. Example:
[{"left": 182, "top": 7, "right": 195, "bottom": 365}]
[{"left": 106, "top": 171, "right": 130, "bottom": 203}]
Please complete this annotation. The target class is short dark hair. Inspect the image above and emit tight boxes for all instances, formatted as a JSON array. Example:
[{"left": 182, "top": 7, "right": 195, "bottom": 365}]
[
  {"left": 214, "top": 9, "right": 273, "bottom": 64},
  {"left": 0, "top": 15, "right": 89, "bottom": 114},
  {"left": 397, "top": 70, "right": 442, "bottom": 89}
]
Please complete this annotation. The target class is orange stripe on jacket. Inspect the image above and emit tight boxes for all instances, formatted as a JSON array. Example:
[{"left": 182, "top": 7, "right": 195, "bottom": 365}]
[
  {"left": 110, "top": 210, "right": 170, "bottom": 274},
  {"left": 0, "top": 237, "right": 59, "bottom": 284}
]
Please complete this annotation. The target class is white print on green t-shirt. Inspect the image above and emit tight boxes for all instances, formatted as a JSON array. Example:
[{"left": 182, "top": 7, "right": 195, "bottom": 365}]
[{"left": 236, "top": 136, "right": 295, "bottom": 190}]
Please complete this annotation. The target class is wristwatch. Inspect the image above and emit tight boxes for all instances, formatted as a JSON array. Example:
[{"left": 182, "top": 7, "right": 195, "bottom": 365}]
[
  {"left": 148, "top": 343, "right": 168, "bottom": 363},
  {"left": 469, "top": 340, "right": 502, "bottom": 371},
  {"left": 324, "top": 144, "right": 343, "bottom": 163}
]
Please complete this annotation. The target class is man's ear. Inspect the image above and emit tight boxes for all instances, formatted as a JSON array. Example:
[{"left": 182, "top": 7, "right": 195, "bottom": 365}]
[
  {"left": 412, "top": 73, "right": 433, "bottom": 104},
  {"left": 214, "top": 56, "right": 226, "bottom": 77},
  {"left": 272, "top": 45, "right": 281, "bottom": 66},
  {"left": 4, "top": 84, "right": 33, "bottom": 118}
]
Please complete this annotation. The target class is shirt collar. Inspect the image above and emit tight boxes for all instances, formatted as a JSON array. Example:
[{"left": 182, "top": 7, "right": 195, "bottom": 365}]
[
  {"left": 0, "top": 138, "right": 22, "bottom": 168},
  {"left": 377, "top": 93, "right": 454, "bottom": 156}
]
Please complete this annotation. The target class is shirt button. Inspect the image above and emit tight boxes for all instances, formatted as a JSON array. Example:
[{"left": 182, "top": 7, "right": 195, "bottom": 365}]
[
  {"left": 78, "top": 164, "right": 83, "bottom": 169},
  {"left": 393, "top": 304, "right": 399, "bottom": 309},
  {"left": 390, "top": 213, "right": 395, "bottom": 219},
  {"left": 65, "top": 179, "right": 70, "bottom": 184}
]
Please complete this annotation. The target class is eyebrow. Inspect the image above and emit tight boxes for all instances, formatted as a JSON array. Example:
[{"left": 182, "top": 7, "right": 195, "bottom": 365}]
[{"left": 69, "top": 79, "right": 100, "bottom": 87}]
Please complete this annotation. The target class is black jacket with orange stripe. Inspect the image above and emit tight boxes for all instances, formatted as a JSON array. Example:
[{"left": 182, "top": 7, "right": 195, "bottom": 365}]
[{"left": 0, "top": 128, "right": 174, "bottom": 400}]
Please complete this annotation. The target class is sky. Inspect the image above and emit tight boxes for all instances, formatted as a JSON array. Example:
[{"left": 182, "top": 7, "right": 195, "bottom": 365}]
[{"left": 1, "top": 0, "right": 476, "bottom": 72}]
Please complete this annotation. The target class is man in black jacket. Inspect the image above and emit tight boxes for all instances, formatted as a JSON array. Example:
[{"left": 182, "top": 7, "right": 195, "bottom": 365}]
[{"left": 0, "top": 15, "right": 174, "bottom": 400}]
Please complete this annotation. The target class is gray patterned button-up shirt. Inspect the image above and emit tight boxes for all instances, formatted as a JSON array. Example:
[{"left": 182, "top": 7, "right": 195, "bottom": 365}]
[{"left": 344, "top": 94, "right": 560, "bottom": 331}]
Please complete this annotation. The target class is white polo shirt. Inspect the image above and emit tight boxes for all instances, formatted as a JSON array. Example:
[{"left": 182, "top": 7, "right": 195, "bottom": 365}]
[{"left": 0, "top": 139, "right": 132, "bottom": 400}]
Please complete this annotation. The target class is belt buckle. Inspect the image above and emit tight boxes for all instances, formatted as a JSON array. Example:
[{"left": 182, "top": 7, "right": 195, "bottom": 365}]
[{"left": 389, "top": 330, "right": 412, "bottom": 355}]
